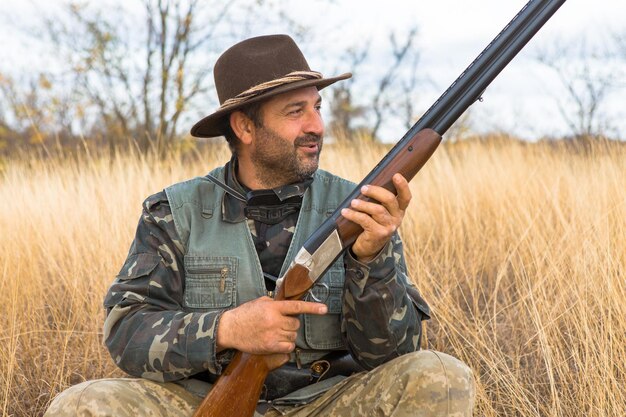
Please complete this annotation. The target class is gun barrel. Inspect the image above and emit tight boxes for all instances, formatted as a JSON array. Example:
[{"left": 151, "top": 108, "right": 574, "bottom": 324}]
[
  {"left": 425, "top": 0, "right": 566, "bottom": 134},
  {"left": 373, "top": 0, "right": 566, "bottom": 177},
  {"left": 303, "top": 0, "right": 566, "bottom": 262}
]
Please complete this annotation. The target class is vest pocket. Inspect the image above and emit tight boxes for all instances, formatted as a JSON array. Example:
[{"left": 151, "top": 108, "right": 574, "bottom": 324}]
[
  {"left": 303, "top": 264, "right": 345, "bottom": 350},
  {"left": 183, "top": 256, "right": 237, "bottom": 309}
]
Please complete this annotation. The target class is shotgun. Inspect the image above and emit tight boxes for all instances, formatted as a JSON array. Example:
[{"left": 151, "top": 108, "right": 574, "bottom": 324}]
[{"left": 193, "top": 0, "right": 566, "bottom": 415}]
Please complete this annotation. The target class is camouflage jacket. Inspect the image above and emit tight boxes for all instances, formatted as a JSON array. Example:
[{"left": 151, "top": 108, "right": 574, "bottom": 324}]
[{"left": 103, "top": 163, "right": 430, "bottom": 383}]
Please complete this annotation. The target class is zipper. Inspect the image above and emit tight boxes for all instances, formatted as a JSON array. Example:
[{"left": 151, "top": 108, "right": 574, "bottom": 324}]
[
  {"left": 219, "top": 267, "right": 229, "bottom": 293},
  {"left": 187, "top": 267, "right": 223, "bottom": 274},
  {"left": 187, "top": 266, "right": 230, "bottom": 294},
  {"left": 295, "top": 348, "right": 302, "bottom": 369}
]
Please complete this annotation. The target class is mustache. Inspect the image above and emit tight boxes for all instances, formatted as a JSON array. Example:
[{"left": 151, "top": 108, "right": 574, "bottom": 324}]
[{"left": 294, "top": 134, "right": 322, "bottom": 147}]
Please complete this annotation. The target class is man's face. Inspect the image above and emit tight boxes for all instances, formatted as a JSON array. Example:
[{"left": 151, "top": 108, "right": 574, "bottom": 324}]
[{"left": 248, "top": 87, "right": 324, "bottom": 188}]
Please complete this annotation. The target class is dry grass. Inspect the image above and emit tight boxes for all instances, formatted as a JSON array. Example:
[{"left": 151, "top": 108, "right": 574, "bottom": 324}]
[{"left": 0, "top": 137, "right": 624, "bottom": 416}]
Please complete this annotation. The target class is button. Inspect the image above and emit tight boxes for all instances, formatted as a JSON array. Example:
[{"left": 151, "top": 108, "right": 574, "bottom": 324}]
[{"left": 201, "top": 208, "right": 213, "bottom": 219}]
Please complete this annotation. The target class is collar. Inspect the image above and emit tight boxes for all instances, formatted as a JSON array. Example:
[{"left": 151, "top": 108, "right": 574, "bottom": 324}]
[{"left": 221, "top": 157, "right": 312, "bottom": 223}]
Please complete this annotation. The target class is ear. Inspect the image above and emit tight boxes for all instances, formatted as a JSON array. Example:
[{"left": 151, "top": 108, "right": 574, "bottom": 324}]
[{"left": 229, "top": 111, "right": 255, "bottom": 145}]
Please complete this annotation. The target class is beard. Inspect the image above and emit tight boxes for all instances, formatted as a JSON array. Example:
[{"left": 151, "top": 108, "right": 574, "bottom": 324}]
[{"left": 249, "top": 125, "right": 323, "bottom": 188}]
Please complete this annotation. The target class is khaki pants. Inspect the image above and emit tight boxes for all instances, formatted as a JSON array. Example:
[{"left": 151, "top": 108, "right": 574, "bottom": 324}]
[{"left": 44, "top": 350, "right": 475, "bottom": 417}]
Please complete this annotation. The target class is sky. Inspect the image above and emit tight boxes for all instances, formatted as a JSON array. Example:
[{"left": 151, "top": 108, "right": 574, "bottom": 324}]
[
  {"left": 304, "top": 0, "right": 626, "bottom": 139},
  {"left": 1, "top": 0, "right": 625, "bottom": 141}
]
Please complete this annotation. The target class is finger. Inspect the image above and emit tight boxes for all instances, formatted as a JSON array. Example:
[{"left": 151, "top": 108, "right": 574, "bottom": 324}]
[
  {"left": 360, "top": 184, "right": 397, "bottom": 207},
  {"left": 273, "top": 341, "right": 296, "bottom": 353},
  {"left": 392, "top": 173, "right": 412, "bottom": 211},
  {"left": 276, "top": 300, "right": 328, "bottom": 316},
  {"left": 282, "top": 330, "right": 298, "bottom": 343},
  {"left": 341, "top": 207, "right": 392, "bottom": 235},
  {"left": 274, "top": 330, "right": 297, "bottom": 344},
  {"left": 360, "top": 175, "right": 412, "bottom": 215},
  {"left": 359, "top": 184, "right": 402, "bottom": 217},
  {"left": 349, "top": 198, "right": 393, "bottom": 224},
  {"left": 280, "top": 317, "right": 301, "bottom": 332}
]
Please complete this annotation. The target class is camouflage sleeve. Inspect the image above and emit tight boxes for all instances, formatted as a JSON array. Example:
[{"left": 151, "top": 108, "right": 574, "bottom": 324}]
[
  {"left": 341, "top": 232, "right": 430, "bottom": 370},
  {"left": 103, "top": 192, "right": 226, "bottom": 383}
]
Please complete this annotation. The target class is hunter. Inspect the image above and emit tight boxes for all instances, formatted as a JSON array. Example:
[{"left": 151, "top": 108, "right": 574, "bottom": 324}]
[{"left": 45, "top": 34, "right": 475, "bottom": 417}]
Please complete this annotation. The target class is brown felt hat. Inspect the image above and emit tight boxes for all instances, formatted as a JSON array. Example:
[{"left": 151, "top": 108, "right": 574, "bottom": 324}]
[{"left": 190, "top": 34, "right": 351, "bottom": 138}]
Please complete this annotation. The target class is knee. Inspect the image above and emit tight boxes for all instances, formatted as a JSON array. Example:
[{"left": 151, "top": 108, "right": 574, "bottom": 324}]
[
  {"left": 44, "top": 378, "right": 199, "bottom": 417},
  {"left": 43, "top": 379, "right": 140, "bottom": 417},
  {"left": 394, "top": 350, "right": 476, "bottom": 416},
  {"left": 406, "top": 350, "right": 474, "bottom": 385},
  {"left": 44, "top": 380, "right": 100, "bottom": 417}
]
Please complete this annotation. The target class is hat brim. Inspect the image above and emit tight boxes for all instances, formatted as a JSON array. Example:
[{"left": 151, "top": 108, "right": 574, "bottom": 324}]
[{"left": 190, "top": 72, "right": 352, "bottom": 138}]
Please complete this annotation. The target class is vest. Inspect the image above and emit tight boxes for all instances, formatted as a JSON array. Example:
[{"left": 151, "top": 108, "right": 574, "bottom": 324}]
[{"left": 165, "top": 167, "right": 355, "bottom": 360}]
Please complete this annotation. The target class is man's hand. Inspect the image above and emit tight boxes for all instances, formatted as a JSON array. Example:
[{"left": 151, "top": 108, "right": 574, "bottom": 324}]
[
  {"left": 216, "top": 297, "right": 327, "bottom": 355},
  {"left": 341, "top": 173, "right": 411, "bottom": 263}
]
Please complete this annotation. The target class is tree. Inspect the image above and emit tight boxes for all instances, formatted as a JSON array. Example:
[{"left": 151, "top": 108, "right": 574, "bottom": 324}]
[
  {"left": 327, "top": 28, "right": 422, "bottom": 142},
  {"left": 327, "top": 45, "right": 368, "bottom": 139},
  {"left": 0, "top": 72, "right": 76, "bottom": 155},
  {"left": 369, "top": 28, "right": 419, "bottom": 139},
  {"left": 536, "top": 35, "right": 625, "bottom": 138},
  {"left": 39, "top": 1, "right": 247, "bottom": 153}
]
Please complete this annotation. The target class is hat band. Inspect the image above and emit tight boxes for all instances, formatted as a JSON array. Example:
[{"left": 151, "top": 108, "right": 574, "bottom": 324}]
[{"left": 219, "top": 70, "right": 322, "bottom": 109}]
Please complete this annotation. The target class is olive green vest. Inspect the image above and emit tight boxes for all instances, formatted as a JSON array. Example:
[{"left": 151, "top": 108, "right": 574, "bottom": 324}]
[{"left": 165, "top": 167, "right": 355, "bottom": 359}]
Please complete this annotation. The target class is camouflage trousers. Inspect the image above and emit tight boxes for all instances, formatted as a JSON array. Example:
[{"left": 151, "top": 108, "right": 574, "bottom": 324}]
[{"left": 44, "top": 350, "right": 475, "bottom": 417}]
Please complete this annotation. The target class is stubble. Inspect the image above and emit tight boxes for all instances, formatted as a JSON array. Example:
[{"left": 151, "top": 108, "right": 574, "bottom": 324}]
[{"left": 250, "top": 126, "right": 323, "bottom": 188}]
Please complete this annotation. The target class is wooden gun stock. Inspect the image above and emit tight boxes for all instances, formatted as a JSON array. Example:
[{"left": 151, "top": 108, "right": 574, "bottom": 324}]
[
  {"left": 192, "top": 352, "right": 271, "bottom": 417},
  {"left": 192, "top": 265, "right": 315, "bottom": 417}
]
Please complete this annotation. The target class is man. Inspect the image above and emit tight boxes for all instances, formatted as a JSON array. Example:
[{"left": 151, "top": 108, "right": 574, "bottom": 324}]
[{"left": 45, "top": 34, "right": 474, "bottom": 416}]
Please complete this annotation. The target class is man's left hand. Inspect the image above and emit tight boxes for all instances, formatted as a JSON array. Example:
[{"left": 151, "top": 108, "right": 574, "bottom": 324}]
[{"left": 341, "top": 173, "right": 411, "bottom": 263}]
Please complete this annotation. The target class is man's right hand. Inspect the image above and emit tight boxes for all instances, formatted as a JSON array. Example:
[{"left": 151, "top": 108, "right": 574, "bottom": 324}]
[{"left": 216, "top": 296, "right": 327, "bottom": 355}]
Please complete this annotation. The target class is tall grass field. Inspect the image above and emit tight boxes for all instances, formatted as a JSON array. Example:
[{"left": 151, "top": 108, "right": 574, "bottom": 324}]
[{"left": 0, "top": 137, "right": 624, "bottom": 416}]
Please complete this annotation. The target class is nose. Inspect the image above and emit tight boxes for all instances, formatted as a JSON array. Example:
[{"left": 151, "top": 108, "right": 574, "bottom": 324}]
[{"left": 303, "top": 108, "right": 324, "bottom": 137}]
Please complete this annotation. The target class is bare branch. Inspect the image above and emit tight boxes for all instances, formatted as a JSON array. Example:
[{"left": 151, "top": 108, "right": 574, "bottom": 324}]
[
  {"left": 536, "top": 35, "right": 623, "bottom": 137},
  {"left": 370, "top": 27, "right": 418, "bottom": 139}
]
